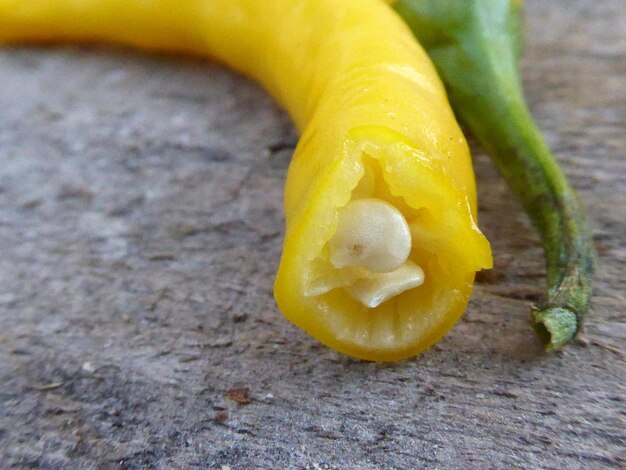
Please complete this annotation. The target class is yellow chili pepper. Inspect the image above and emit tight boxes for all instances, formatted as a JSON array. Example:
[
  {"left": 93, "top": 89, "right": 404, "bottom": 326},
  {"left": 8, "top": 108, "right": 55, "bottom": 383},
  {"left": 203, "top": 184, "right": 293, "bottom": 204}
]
[{"left": 0, "top": 0, "right": 492, "bottom": 360}]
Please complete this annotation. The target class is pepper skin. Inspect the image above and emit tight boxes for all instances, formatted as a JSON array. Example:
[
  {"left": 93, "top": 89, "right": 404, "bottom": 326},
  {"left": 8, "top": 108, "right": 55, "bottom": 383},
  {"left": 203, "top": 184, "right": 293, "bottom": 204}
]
[{"left": 0, "top": 0, "right": 492, "bottom": 360}]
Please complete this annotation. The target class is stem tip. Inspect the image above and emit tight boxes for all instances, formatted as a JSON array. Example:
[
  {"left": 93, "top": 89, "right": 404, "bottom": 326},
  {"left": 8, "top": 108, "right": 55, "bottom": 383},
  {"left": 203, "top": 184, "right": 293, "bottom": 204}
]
[{"left": 531, "top": 307, "right": 578, "bottom": 351}]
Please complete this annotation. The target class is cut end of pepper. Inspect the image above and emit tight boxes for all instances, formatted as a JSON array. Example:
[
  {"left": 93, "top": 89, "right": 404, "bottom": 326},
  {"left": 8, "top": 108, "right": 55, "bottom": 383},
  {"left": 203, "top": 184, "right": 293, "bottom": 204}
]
[
  {"left": 531, "top": 307, "right": 578, "bottom": 351},
  {"left": 276, "top": 132, "right": 492, "bottom": 361}
]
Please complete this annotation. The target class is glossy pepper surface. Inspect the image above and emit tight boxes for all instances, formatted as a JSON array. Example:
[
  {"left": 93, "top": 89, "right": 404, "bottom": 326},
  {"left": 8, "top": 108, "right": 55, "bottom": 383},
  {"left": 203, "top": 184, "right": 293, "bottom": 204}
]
[{"left": 0, "top": 0, "right": 492, "bottom": 360}]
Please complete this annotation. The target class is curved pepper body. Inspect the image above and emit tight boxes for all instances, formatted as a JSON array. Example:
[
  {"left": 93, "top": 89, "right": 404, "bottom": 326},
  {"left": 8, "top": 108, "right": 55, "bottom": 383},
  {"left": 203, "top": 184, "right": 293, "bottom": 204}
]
[{"left": 0, "top": 0, "right": 492, "bottom": 360}]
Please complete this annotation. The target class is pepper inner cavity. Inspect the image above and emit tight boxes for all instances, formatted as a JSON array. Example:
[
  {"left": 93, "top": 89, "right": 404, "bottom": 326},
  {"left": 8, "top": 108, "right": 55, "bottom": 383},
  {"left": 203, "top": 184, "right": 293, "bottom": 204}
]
[{"left": 329, "top": 197, "right": 425, "bottom": 308}]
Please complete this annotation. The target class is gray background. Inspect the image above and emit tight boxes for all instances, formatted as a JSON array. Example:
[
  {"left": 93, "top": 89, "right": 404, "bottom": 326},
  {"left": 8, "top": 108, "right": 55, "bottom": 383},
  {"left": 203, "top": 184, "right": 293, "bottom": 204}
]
[{"left": 0, "top": 0, "right": 624, "bottom": 468}]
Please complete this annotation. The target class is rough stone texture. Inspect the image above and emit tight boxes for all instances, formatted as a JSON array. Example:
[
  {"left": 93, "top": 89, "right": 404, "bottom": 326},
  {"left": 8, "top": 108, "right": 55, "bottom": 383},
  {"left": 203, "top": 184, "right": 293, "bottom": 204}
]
[{"left": 0, "top": 0, "right": 624, "bottom": 468}]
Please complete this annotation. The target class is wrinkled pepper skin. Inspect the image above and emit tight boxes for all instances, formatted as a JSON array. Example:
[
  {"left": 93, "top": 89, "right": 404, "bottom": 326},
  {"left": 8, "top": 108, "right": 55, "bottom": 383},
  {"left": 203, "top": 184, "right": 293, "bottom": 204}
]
[{"left": 0, "top": 0, "right": 492, "bottom": 360}]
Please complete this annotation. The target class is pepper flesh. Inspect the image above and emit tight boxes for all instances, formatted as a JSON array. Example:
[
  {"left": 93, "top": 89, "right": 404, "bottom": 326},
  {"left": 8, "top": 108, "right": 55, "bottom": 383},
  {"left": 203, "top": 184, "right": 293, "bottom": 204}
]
[
  {"left": 0, "top": 0, "right": 492, "bottom": 360},
  {"left": 392, "top": 0, "right": 595, "bottom": 350}
]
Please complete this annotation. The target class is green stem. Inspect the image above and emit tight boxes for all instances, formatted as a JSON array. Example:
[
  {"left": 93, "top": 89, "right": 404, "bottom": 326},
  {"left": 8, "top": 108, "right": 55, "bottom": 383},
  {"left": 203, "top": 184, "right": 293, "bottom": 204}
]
[
  {"left": 394, "top": 0, "right": 595, "bottom": 349},
  {"left": 467, "top": 82, "right": 594, "bottom": 350}
]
